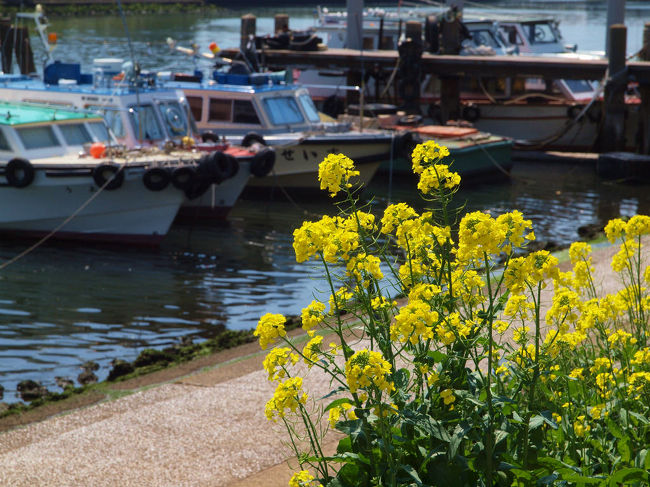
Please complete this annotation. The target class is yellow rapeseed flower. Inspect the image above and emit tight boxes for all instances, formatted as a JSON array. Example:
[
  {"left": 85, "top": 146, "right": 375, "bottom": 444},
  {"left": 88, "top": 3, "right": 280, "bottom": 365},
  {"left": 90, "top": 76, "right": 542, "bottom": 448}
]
[
  {"left": 289, "top": 470, "right": 322, "bottom": 487},
  {"left": 318, "top": 153, "right": 359, "bottom": 197},
  {"left": 255, "top": 313, "right": 287, "bottom": 350},
  {"left": 345, "top": 349, "right": 394, "bottom": 395}
]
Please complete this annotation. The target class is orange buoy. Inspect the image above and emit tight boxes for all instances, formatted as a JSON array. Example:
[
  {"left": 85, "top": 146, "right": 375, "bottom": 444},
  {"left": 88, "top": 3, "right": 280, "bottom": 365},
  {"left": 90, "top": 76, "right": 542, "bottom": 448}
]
[
  {"left": 209, "top": 42, "right": 220, "bottom": 54},
  {"left": 89, "top": 142, "right": 106, "bottom": 159}
]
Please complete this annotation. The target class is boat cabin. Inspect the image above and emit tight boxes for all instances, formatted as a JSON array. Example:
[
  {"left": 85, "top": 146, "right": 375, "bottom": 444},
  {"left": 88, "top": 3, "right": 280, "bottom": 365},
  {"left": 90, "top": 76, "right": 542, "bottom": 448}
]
[
  {"left": 496, "top": 18, "right": 573, "bottom": 54},
  {"left": 0, "top": 102, "right": 111, "bottom": 161},
  {"left": 0, "top": 59, "right": 199, "bottom": 149},
  {"left": 159, "top": 71, "right": 326, "bottom": 137}
]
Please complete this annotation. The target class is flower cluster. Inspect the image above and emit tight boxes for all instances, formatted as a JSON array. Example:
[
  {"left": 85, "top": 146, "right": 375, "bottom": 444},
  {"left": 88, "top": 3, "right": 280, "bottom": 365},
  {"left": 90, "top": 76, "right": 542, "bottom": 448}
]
[
  {"left": 344, "top": 349, "right": 394, "bottom": 395},
  {"left": 318, "top": 153, "right": 360, "bottom": 197}
]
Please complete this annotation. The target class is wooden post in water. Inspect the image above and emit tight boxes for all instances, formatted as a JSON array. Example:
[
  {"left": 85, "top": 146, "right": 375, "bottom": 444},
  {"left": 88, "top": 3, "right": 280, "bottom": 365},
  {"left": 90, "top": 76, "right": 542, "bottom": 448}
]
[
  {"left": 240, "top": 14, "right": 256, "bottom": 52},
  {"left": 598, "top": 24, "right": 627, "bottom": 153},
  {"left": 639, "top": 23, "right": 650, "bottom": 154},
  {"left": 274, "top": 14, "right": 289, "bottom": 34},
  {"left": 14, "top": 27, "right": 35, "bottom": 75},
  {"left": 0, "top": 18, "right": 14, "bottom": 74},
  {"left": 397, "top": 21, "right": 423, "bottom": 114}
]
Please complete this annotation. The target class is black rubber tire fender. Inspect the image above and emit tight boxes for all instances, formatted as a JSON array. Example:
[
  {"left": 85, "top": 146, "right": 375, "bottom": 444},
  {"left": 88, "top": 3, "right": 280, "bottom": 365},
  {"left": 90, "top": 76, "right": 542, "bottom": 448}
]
[
  {"left": 92, "top": 163, "right": 124, "bottom": 191},
  {"left": 241, "top": 132, "right": 266, "bottom": 148},
  {"left": 201, "top": 131, "right": 220, "bottom": 143},
  {"left": 142, "top": 167, "right": 171, "bottom": 191},
  {"left": 250, "top": 149, "right": 276, "bottom": 178},
  {"left": 5, "top": 158, "right": 35, "bottom": 188},
  {"left": 170, "top": 165, "right": 196, "bottom": 192}
]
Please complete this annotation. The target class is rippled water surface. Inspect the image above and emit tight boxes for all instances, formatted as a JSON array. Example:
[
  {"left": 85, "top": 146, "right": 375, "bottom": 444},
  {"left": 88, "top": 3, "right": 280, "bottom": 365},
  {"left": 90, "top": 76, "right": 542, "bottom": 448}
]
[{"left": 2, "top": 2, "right": 650, "bottom": 401}]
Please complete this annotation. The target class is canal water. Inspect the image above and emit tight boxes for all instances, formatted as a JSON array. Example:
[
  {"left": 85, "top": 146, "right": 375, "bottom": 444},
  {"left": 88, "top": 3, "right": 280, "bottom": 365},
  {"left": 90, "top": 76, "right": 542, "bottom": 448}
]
[{"left": 1, "top": 2, "right": 649, "bottom": 401}]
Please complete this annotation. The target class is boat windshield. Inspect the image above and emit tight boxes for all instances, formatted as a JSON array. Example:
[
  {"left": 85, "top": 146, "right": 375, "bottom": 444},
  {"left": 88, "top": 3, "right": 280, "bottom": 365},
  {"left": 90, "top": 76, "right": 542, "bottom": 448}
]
[
  {"left": 129, "top": 104, "right": 165, "bottom": 141},
  {"left": 88, "top": 106, "right": 125, "bottom": 139},
  {"left": 0, "top": 129, "right": 12, "bottom": 151},
  {"left": 87, "top": 121, "right": 111, "bottom": 143},
  {"left": 263, "top": 97, "right": 304, "bottom": 125},
  {"left": 159, "top": 101, "right": 189, "bottom": 137},
  {"left": 298, "top": 94, "right": 321, "bottom": 123},
  {"left": 59, "top": 123, "right": 93, "bottom": 146},
  {"left": 17, "top": 126, "right": 61, "bottom": 149},
  {"left": 524, "top": 22, "right": 558, "bottom": 45},
  {"left": 470, "top": 29, "right": 501, "bottom": 49}
]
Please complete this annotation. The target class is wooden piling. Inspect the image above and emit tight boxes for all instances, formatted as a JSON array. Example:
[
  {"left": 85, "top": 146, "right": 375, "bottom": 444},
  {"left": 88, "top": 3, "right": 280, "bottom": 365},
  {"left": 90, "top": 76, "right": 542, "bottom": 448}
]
[
  {"left": 0, "top": 19, "right": 13, "bottom": 74},
  {"left": 640, "top": 22, "right": 650, "bottom": 154},
  {"left": 274, "top": 14, "right": 288, "bottom": 34},
  {"left": 240, "top": 14, "right": 256, "bottom": 52},
  {"left": 598, "top": 24, "right": 627, "bottom": 152},
  {"left": 404, "top": 20, "right": 422, "bottom": 44},
  {"left": 14, "top": 27, "right": 35, "bottom": 75}
]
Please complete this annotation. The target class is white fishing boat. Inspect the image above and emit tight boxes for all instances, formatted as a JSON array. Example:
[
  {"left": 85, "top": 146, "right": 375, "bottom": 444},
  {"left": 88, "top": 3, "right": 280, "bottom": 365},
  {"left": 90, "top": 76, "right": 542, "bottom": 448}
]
[
  {"left": 0, "top": 6, "right": 275, "bottom": 217},
  {"left": 157, "top": 66, "right": 409, "bottom": 194},
  {"left": 0, "top": 102, "right": 223, "bottom": 244}
]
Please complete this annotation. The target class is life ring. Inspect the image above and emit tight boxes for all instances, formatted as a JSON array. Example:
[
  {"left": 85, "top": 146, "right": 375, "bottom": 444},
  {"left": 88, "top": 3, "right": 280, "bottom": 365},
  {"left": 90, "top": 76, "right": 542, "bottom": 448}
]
[
  {"left": 241, "top": 132, "right": 266, "bottom": 148},
  {"left": 170, "top": 166, "right": 196, "bottom": 191},
  {"left": 201, "top": 131, "right": 220, "bottom": 143},
  {"left": 142, "top": 167, "right": 171, "bottom": 191},
  {"left": 567, "top": 104, "right": 585, "bottom": 121},
  {"left": 462, "top": 104, "right": 481, "bottom": 123},
  {"left": 250, "top": 149, "right": 276, "bottom": 178},
  {"left": 92, "top": 163, "right": 124, "bottom": 191},
  {"left": 398, "top": 114, "right": 422, "bottom": 127},
  {"left": 5, "top": 158, "right": 34, "bottom": 188}
]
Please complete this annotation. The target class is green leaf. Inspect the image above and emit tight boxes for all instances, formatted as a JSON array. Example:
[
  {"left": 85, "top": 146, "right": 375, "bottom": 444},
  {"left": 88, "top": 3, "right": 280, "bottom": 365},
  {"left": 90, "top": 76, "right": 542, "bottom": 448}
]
[
  {"left": 449, "top": 421, "right": 471, "bottom": 459},
  {"left": 617, "top": 438, "right": 632, "bottom": 463},
  {"left": 400, "top": 464, "right": 423, "bottom": 486},
  {"left": 537, "top": 473, "right": 559, "bottom": 485},
  {"left": 427, "top": 350, "right": 447, "bottom": 363},
  {"left": 393, "top": 368, "right": 410, "bottom": 389},
  {"left": 494, "top": 429, "right": 509, "bottom": 447},
  {"left": 606, "top": 419, "right": 625, "bottom": 440},
  {"left": 628, "top": 410, "right": 650, "bottom": 425},
  {"left": 608, "top": 467, "right": 650, "bottom": 486},
  {"left": 324, "top": 398, "right": 353, "bottom": 413},
  {"left": 337, "top": 436, "right": 352, "bottom": 454}
]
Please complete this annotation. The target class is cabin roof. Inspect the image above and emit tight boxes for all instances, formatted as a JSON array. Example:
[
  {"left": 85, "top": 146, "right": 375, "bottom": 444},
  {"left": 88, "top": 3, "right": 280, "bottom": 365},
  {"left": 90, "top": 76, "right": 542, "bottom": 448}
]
[
  {"left": 0, "top": 102, "right": 101, "bottom": 126},
  {"left": 162, "top": 80, "right": 296, "bottom": 94}
]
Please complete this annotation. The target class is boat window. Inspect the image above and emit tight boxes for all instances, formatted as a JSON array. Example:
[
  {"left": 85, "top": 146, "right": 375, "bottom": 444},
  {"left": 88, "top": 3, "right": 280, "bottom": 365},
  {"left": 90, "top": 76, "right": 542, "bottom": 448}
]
[
  {"left": 233, "top": 99, "right": 261, "bottom": 125},
  {"left": 526, "top": 22, "right": 557, "bottom": 45},
  {"left": 470, "top": 29, "right": 499, "bottom": 48},
  {"left": 298, "top": 94, "right": 321, "bottom": 123},
  {"left": 129, "top": 104, "right": 164, "bottom": 141},
  {"left": 209, "top": 98, "right": 232, "bottom": 122},
  {"left": 17, "top": 126, "right": 61, "bottom": 149},
  {"left": 263, "top": 97, "right": 304, "bottom": 125},
  {"left": 500, "top": 26, "right": 524, "bottom": 46},
  {"left": 0, "top": 129, "right": 11, "bottom": 151},
  {"left": 563, "top": 79, "right": 597, "bottom": 95},
  {"left": 187, "top": 96, "right": 203, "bottom": 122},
  {"left": 160, "top": 101, "right": 189, "bottom": 137},
  {"left": 59, "top": 123, "right": 93, "bottom": 146},
  {"left": 87, "top": 106, "right": 125, "bottom": 138},
  {"left": 87, "top": 122, "right": 111, "bottom": 142}
]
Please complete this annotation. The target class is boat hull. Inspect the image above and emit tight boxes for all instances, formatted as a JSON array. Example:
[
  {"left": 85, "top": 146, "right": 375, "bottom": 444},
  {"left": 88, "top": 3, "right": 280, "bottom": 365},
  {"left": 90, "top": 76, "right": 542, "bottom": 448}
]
[
  {"left": 240, "top": 133, "right": 397, "bottom": 192},
  {"left": 0, "top": 165, "right": 184, "bottom": 245},
  {"left": 382, "top": 134, "right": 513, "bottom": 180},
  {"left": 176, "top": 159, "right": 252, "bottom": 221}
]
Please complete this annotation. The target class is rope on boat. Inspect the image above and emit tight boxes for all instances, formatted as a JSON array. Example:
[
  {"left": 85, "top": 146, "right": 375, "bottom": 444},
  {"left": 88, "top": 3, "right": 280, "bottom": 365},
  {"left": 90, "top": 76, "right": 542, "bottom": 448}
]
[
  {"left": 511, "top": 68, "right": 609, "bottom": 151},
  {"left": 0, "top": 164, "right": 127, "bottom": 271}
]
